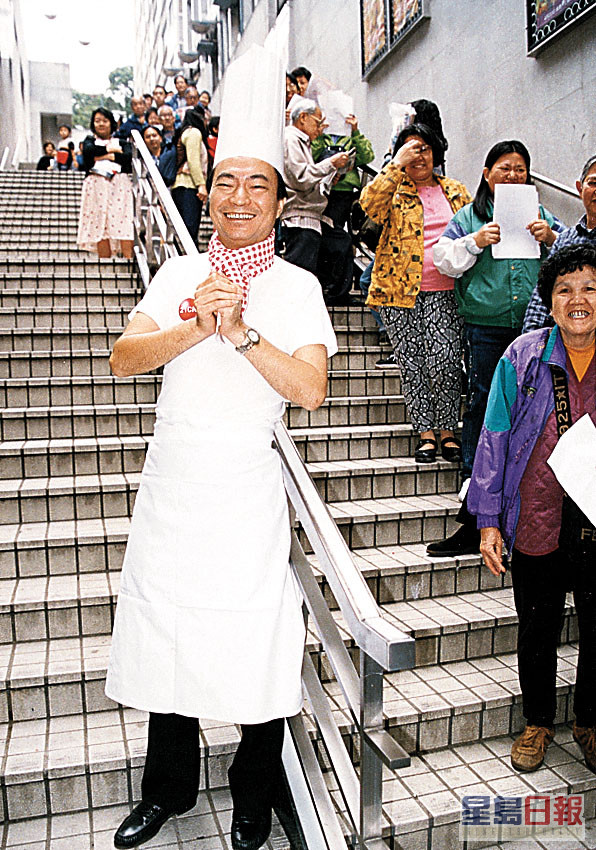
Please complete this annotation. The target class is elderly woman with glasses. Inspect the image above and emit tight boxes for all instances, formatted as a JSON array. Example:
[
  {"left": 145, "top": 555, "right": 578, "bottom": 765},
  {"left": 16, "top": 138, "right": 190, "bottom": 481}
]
[{"left": 360, "top": 122, "right": 472, "bottom": 464}]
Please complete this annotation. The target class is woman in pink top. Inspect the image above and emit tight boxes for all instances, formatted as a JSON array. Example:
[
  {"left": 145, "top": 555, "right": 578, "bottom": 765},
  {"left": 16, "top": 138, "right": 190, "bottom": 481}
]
[{"left": 360, "top": 123, "right": 472, "bottom": 463}]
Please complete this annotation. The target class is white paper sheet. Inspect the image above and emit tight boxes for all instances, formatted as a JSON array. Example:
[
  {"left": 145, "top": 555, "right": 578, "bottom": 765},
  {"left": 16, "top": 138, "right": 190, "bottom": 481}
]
[
  {"left": 318, "top": 90, "right": 354, "bottom": 137},
  {"left": 547, "top": 413, "right": 596, "bottom": 527},
  {"left": 492, "top": 183, "right": 540, "bottom": 260}
]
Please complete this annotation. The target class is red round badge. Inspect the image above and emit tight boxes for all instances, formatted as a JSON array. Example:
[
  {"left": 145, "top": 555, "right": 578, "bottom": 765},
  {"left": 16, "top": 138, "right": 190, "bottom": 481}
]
[{"left": 178, "top": 298, "right": 196, "bottom": 321}]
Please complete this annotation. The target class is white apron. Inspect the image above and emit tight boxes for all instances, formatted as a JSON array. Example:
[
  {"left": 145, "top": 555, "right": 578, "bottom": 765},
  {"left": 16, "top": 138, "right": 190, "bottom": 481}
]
[{"left": 105, "top": 254, "right": 338, "bottom": 724}]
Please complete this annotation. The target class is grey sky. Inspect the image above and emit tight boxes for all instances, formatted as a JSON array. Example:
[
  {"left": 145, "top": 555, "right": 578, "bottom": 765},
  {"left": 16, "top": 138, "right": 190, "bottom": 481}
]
[{"left": 20, "top": 0, "right": 135, "bottom": 94}]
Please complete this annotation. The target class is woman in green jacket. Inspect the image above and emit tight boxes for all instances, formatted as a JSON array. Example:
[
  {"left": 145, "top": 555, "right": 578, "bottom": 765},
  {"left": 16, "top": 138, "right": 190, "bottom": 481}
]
[{"left": 427, "top": 139, "right": 564, "bottom": 556}]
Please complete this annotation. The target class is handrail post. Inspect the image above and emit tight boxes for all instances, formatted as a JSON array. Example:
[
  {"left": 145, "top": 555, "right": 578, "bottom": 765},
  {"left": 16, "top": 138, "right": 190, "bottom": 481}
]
[{"left": 359, "top": 653, "right": 384, "bottom": 849}]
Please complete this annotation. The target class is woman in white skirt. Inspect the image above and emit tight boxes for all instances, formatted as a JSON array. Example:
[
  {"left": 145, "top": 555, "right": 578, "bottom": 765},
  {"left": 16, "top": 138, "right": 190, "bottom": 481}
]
[{"left": 77, "top": 107, "right": 134, "bottom": 258}]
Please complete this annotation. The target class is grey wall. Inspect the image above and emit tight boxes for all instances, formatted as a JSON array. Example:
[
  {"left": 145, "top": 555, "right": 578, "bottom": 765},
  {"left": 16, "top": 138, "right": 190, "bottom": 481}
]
[
  {"left": 29, "top": 61, "right": 72, "bottom": 159},
  {"left": 282, "top": 0, "right": 594, "bottom": 226}
]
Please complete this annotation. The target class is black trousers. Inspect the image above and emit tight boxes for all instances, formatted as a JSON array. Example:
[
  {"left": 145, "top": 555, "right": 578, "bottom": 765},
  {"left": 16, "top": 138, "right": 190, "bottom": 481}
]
[
  {"left": 141, "top": 712, "right": 285, "bottom": 815},
  {"left": 171, "top": 187, "right": 203, "bottom": 247},
  {"left": 511, "top": 547, "right": 596, "bottom": 727}
]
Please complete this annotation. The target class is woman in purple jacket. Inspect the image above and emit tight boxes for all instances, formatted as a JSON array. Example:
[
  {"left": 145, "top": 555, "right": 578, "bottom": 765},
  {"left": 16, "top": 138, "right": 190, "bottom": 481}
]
[{"left": 468, "top": 244, "right": 596, "bottom": 776}]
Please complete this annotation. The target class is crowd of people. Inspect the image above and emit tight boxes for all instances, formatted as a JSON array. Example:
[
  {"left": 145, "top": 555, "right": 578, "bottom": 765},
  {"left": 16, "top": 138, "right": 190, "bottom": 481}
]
[{"left": 38, "top": 59, "right": 596, "bottom": 804}]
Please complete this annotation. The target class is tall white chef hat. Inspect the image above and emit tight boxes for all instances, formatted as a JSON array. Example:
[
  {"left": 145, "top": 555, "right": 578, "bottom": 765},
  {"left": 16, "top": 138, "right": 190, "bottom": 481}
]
[{"left": 214, "top": 44, "right": 285, "bottom": 175}]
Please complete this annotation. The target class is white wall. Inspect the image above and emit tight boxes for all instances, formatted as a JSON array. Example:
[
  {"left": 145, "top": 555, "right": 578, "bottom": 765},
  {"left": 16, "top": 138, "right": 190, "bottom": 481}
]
[
  {"left": 29, "top": 61, "right": 72, "bottom": 158},
  {"left": 284, "top": 0, "right": 594, "bottom": 225}
]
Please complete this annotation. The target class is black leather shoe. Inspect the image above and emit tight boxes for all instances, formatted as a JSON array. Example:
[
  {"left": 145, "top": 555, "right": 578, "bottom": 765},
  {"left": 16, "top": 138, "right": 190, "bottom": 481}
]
[
  {"left": 114, "top": 799, "right": 194, "bottom": 848},
  {"left": 440, "top": 437, "right": 462, "bottom": 463},
  {"left": 426, "top": 523, "right": 480, "bottom": 557},
  {"left": 231, "top": 812, "right": 272, "bottom": 850},
  {"left": 414, "top": 439, "right": 437, "bottom": 463}
]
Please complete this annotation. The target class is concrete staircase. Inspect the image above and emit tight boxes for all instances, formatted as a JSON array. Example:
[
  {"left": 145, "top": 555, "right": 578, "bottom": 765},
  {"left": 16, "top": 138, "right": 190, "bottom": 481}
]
[{"left": 0, "top": 170, "right": 594, "bottom": 850}]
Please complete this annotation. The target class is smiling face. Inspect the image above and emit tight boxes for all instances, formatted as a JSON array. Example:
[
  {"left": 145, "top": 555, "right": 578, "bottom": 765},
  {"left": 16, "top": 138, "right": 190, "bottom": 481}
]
[
  {"left": 577, "top": 163, "right": 596, "bottom": 230},
  {"left": 483, "top": 152, "right": 528, "bottom": 194},
  {"left": 403, "top": 134, "right": 435, "bottom": 186},
  {"left": 551, "top": 266, "right": 596, "bottom": 349},
  {"left": 209, "top": 158, "right": 283, "bottom": 250},
  {"left": 175, "top": 75, "right": 187, "bottom": 95},
  {"left": 143, "top": 127, "right": 162, "bottom": 157},
  {"left": 93, "top": 113, "right": 112, "bottom": 139}
]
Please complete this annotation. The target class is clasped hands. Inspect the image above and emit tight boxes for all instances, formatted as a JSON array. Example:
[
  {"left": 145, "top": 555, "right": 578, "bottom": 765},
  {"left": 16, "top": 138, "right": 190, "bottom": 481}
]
[{"left": 194, "top": 271, "right": 246, "bottom": 345}]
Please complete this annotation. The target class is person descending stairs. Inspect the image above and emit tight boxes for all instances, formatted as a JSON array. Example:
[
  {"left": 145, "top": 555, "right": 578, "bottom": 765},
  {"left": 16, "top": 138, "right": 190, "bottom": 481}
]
[{"left": 0, "top": 169, "right": 594, "bottom": 849}]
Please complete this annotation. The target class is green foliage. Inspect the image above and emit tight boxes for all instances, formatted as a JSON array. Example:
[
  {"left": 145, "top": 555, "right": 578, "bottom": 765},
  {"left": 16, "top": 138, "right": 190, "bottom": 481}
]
[{"left": 72, "top": 65, "right": 134, "bottom": 129}]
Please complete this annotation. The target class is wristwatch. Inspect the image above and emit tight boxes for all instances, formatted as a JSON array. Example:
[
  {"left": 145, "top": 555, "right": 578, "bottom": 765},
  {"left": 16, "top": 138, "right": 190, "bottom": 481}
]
[{"left": 236, "top": 327, "right": 260, "bottom": 355}]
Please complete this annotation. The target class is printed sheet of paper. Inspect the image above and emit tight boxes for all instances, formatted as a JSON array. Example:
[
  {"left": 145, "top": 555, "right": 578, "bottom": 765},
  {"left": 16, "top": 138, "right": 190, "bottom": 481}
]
[
  {"left": 547, "top": 413, "right": 596, "bottom": 527},
  {"left": 492, "top": 183, "right": 540, "bottom": 260},
  {"left": 318, "top": 90, "right": 354, "bottom": 137}
]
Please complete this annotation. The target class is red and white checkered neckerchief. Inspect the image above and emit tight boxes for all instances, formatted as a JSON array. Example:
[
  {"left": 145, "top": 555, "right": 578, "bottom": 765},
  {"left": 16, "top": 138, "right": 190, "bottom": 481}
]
[{"left": 207, "top": 230, "right": 275, "bottom": 316}]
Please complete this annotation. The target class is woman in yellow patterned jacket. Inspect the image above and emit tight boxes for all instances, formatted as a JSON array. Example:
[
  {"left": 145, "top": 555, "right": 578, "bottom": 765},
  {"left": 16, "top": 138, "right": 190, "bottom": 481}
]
[{"left": 360, "top": 123, "right": 471, "bottom": 464}]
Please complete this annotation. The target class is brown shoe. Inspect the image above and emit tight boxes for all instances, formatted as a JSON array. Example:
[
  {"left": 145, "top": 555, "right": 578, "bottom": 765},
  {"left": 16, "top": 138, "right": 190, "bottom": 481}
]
[
  {"left": 511, "top": 725, "right": 554, "bottom": 771},
  {"left": 573, "top": 723, "right": 596, "bottom": 774}
]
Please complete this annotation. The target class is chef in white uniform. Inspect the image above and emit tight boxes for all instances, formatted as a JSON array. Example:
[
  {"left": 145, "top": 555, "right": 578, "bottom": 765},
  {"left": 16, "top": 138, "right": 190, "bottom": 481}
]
[{"left": 106, "top": 47, "right": 337, "bottom": 850}]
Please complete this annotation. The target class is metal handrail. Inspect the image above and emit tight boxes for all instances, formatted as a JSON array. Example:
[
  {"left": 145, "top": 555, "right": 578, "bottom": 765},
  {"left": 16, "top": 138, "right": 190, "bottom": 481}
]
[
  {"left": 530, "top": 170, "right": 579, "bottom": 199},
  {"left": 129, "top": 131, "right": 415, "bottom": 850}
]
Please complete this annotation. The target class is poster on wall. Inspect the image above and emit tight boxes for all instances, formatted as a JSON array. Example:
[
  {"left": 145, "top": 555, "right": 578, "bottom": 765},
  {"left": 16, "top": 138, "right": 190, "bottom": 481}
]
[
  {"left": 390, "top": 0, "right": 424, "bottom": 44},
  {"left": 527, "top": 0, "right": 596, "bottom": 53},
  {"left": 360, "top": 0, "right": 388, "bottom": 76}
]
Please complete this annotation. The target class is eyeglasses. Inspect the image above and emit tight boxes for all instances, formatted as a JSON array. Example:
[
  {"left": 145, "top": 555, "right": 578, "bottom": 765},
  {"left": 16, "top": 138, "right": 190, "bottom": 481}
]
[{"left": 414, "top": 144, "right": 432, "bottom": 155}]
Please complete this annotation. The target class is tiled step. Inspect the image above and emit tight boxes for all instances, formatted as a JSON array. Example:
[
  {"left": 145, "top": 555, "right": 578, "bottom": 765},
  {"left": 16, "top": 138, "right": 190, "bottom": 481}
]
[
  {"left": 0, "top": 536, "right": 494, "bottom": 643},
  {"left": 0, "top": 376, "right": 160, "bottom": 410},
  {"left": 2, "top": 580, "right": 550, "bottom": 669},
  {"left": 0, "top": 635, "right": 587, "bottom": 800},
  {"left": 0, "top": 395, "right": 419, "bottom": 439},
  {"left": 327, "top": 305, "right": 381, "bottom": 329},
  {"left": 0, "top": 369, "right": 401, "bottom": 409},
  {"left": 0, "top": 350, "right": 398, "bottom": 380},
  {"left": 0, "top": 289, "right": 140, "bottom": 309},
  {"left": 0, "top": 327, "right": 122, "bottom": 352},
  {"left": 0, "top": 350, "right": 114, "bottom": 378},
  {"left": 0, "top": 306, "right": 131, "bottom": 330},
  {"left": 293, "top": 422, "right": 429, "bottom": 463},
  {"left": 0, "top": 257, "right": 136, "bottom": 278},
  {"left": 0, "top": 450, "right": 463, "bottom": 525},
  {"left": 0, "top": 275, "right": 136, "bottom": 292},
  {"left": 1, "top": 425, "right": 429, "bottom": 482},
  {"left": 316, "top": 493, "right": 462, "bottom": 552},
  {"left": 1, "top": 728, "right": 595, "bottom": 848}
]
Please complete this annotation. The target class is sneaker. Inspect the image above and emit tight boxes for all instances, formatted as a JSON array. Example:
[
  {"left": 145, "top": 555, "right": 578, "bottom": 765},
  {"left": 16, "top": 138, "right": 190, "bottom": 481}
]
[
  {"left": 426, "top": 523, "right": 480, "bottom": 557},
  {"left": 375, "top": 353, "right": 399, "bottom": 368},
  {"left": 573, "top": 723, "right": 596, "bottom": 774},
  {"left": 511, "top": 725, "right": 554, "bottom": 772}
]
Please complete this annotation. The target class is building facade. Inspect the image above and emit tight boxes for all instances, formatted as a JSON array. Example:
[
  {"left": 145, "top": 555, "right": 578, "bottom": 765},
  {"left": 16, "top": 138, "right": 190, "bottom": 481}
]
[
  {"left": 0, "top": 0, "right": 32, "bottom": 165},
  {"left": 135, "top": 0, "right": 595, "bottom": 225}
]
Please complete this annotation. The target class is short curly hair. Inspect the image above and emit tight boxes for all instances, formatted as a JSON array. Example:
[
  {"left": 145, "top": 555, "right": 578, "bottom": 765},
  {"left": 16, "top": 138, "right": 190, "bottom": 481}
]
[{"left": 537, "top": 243, "right": 596, "bottom": 310}]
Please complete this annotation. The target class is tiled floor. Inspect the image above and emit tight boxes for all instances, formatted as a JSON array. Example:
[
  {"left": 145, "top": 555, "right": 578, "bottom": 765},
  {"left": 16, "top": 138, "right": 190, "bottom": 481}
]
[{"left": 0, "top": 788, "right": 291, "bottom": 850}]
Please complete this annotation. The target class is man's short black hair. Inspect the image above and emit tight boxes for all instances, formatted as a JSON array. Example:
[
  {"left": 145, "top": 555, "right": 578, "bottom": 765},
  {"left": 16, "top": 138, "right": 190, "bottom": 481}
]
[
  {"left": 207, "top": 165, "right": 287, "bottom": 201},
  {"left": 59, "top": 124, "right": 71, "bottom": 132},
  {"left": 291, "top": 66, "right": 311, "bottom": 81},
  {"left": 538, "top": 244, "right": 596, "bottom": 310}
]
